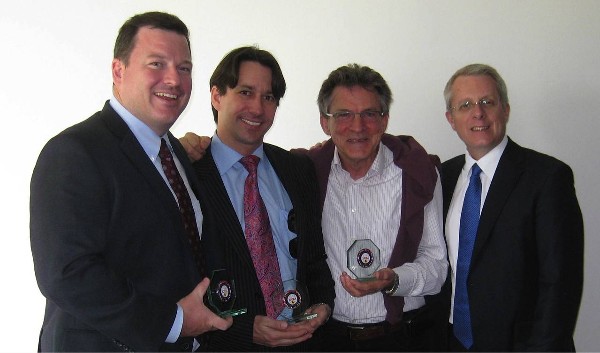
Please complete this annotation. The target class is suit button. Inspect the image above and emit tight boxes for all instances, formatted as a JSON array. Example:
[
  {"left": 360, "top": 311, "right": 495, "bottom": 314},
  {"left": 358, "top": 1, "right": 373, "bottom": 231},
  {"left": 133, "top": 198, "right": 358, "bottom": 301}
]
[{"left": 181, "top": 343, "right": 191, "bottom": 351}]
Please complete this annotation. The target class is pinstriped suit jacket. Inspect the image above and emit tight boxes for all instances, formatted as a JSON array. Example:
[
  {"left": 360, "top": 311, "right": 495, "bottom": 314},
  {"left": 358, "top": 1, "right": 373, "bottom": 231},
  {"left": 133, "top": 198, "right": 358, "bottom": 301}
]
[{"left": 193, "top": 142, "right": 335, "bottom": 351}]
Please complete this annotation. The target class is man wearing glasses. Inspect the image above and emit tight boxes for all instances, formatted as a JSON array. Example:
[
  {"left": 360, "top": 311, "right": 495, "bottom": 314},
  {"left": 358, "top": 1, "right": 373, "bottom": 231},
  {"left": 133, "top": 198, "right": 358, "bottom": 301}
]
[
  {"left": 304, "top": 64, "right": 447, "bottom": 351},
  {"left": 439, "top": 63, "right": 583, "bottom": 351}
]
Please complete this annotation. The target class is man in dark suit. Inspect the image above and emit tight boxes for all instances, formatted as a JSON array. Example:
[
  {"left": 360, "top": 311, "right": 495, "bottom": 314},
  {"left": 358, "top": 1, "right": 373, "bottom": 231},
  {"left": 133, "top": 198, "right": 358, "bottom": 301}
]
[
  {"left": 190, "top": 46, "right": 335, "bottom": 351},
  {"left": 30, "top": 12, "right": 231, "bottom": 352},
  {"left": 440, "top": 63, "right": 583, "bottom": 351}
]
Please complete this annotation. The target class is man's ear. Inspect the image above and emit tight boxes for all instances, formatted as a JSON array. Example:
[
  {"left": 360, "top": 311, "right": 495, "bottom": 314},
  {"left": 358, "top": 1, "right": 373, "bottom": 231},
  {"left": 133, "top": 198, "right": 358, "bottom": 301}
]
[
  {"left": 445, "top": 111, "right": 457, "bottom": 131},
  {"left": 320, "top": 115, "right": 332, "bottom": 136},
  {"left": 210, "top": 86, "right": 222, "bottom": 111},
  {"left": 112, "top": 58, "right": 124, "bottom": 84}
]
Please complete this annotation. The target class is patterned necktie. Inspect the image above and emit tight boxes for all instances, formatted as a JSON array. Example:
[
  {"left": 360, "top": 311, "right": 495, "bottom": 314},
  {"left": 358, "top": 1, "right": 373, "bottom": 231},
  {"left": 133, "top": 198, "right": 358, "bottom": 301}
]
[
  {"left": 240, "top": 155, "right": 283, "bottom": 319},
  {"left": 159, "top": 138, "right": 204, "bottom": 276},
  {"left": 453, "top": 163, "right": 482, "bottom": 349}
]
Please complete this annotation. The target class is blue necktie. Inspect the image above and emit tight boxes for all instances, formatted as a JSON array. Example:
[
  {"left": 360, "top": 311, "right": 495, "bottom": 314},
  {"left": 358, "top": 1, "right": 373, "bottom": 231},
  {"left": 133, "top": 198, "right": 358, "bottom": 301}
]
[{"left": 453, "top": 163, "right": 482, "bottom": 349}]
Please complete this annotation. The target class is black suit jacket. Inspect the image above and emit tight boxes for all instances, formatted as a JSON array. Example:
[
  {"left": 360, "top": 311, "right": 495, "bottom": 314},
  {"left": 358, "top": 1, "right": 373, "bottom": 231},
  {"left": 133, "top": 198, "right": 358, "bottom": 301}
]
[
  {"left": 30, "top": 101, "right": 202, "bottom": 352},
  {"left": 192, "top": 142, "right": 335, "bottom": 351},
  {"left": 439, "top": 137, "right": 583, "bottom": 351}
]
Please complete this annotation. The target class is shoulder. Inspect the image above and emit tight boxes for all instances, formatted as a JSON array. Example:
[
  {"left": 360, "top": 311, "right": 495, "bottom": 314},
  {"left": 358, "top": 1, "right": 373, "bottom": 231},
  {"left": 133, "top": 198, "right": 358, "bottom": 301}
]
[
  {"left": 264, "top": 143, "right": 313, "bottom": 166},
  {"left": 40, "top": 110, "right": 108, "bottom": 157},
  {"left": 441, "top": 154, "right": 465, "bottom": 169},
  {"left": 505, "top": 139, "right": 572, "bottom": 175}
]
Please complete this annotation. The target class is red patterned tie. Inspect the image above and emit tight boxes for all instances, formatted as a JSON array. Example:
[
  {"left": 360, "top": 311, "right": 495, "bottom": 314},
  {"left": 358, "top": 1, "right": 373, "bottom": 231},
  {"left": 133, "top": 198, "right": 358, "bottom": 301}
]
[
  {"left": 159, "top": 138, "right": 204, "bottom": 276},
  {"left": 240, "top": 155, "right": 283, "bottom": 318}
]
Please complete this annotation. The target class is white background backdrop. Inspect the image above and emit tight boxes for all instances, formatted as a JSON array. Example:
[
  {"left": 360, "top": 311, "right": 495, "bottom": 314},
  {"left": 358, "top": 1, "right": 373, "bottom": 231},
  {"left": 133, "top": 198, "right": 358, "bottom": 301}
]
[{"left": 2, "top": 1, "right": 599, "bottom": 351}]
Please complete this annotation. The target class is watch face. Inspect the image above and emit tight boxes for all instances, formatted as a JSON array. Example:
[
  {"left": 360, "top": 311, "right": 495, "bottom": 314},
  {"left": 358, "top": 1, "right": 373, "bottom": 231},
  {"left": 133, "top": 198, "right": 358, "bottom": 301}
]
[{"left": 357, "top": 248, "right": 374, "bottom": 268}]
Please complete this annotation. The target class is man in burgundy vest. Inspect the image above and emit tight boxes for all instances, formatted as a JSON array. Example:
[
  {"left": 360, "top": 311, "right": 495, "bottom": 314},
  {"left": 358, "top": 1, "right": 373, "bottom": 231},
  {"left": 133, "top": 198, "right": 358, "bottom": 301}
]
[{"left": 295, "top": 64, "right": 447, "bottom": 352}]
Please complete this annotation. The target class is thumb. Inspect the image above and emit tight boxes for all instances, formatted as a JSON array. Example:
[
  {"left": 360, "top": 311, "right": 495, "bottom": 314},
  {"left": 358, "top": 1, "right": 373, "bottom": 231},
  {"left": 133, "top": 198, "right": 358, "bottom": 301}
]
[{"left": 194, "top": 277, "right": 210, "bottom": 298}]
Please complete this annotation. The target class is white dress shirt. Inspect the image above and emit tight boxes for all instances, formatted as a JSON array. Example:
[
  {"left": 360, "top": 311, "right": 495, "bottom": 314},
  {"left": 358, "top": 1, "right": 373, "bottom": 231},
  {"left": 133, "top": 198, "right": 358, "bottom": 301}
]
[
  {"left": 322, "top": 143, "right": 447, "bottom": 324},
  {"left": 445, "top": 136, "right": 508, "bottom": 323}
]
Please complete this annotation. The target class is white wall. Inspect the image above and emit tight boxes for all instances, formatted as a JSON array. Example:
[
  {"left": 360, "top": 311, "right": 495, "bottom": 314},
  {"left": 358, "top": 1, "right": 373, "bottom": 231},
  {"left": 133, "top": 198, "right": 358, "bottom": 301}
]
[{"left": 2, "top": 0, "right": 598, "bottom": 351}]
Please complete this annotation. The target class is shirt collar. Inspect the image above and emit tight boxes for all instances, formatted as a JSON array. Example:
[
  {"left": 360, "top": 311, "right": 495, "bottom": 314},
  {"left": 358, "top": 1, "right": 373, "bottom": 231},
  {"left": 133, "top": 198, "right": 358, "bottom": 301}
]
[
  {"left": 211, "top": 133, "right": 265, "bottom": 176},
  {"left": 332, "top": 142, "right": 392, "bottom": 181},
  {"left": 463, "top": 135, "right": 508, "bottom": 178},
  {"left": 109, "top": 95, "right": 165, "bottom": 161}
]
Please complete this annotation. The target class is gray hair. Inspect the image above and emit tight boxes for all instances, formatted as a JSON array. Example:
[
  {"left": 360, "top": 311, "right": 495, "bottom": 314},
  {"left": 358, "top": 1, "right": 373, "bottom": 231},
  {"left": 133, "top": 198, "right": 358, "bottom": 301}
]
[
  {"left": 317, "top": 63, "right": 392, "bottom": 115},
  {"left": 444, "top": 63, "right": 509, "bottom": 111}
]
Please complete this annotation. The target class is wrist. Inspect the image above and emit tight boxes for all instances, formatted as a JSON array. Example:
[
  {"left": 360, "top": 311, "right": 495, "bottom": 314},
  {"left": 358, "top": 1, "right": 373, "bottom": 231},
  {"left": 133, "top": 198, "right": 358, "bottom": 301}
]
[
  {"left": 381, "top": 271, "right": 399, "bottom": 296},
  {"left": 309, "top": 303, "right": 331, "bottom": 322}
]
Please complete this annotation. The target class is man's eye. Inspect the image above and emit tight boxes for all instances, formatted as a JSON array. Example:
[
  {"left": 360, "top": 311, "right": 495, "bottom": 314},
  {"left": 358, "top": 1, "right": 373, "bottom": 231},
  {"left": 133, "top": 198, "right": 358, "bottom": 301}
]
[
  {"left": 363, "top": 111, "right": 379, "bottom": 119},
  {"left": 459, "top": 101, "right": 472, "bottom": 111},
  {"left": 264, "top": 95, "right": 276, "bottom": 102},
  {"left": 239, "top": 90, "right": 251, "bottom": 96},
  {"left": 481, "top": 99, "right": 495, "bottom": 107},
  {"left": 334, "top": 112, "right": 352, "bottom": 119}
]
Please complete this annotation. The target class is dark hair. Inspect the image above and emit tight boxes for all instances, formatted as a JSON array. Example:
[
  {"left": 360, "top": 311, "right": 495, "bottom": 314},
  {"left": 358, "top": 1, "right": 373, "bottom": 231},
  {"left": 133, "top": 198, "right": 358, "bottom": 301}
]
[
  {"left": 210, "top": 46, "right": 286, "bottom": 122},
  {"left": 317, "top": 63, "right": 393, "bottom": 116},
  {"left": 114, "top": 11, "right": 190, "bottom": 66}
]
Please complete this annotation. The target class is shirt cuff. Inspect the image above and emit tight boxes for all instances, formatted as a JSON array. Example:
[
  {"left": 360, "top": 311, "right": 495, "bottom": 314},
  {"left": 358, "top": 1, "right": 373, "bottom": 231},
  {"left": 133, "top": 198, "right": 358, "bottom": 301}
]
[
  {"left": 394, "top": 268, "right": 416, "bottom": 296},
  {"left": 166, "top": 304, "right": 184, "bottom": 343}
]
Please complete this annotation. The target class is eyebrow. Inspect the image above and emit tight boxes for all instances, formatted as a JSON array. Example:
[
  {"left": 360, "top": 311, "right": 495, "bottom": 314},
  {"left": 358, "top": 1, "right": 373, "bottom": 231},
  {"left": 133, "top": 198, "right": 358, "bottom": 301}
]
[
  {"left": 146, "top": 54, "right": 193, "bottom": 67},
  {"left": 236, "top": 84, "right": 273, "bottom": 94}
]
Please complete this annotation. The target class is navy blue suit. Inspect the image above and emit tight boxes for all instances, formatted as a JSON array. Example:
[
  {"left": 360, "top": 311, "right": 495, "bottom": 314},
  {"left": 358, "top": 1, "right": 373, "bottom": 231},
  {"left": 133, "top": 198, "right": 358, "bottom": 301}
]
[
  {"left": 439, "top": 138, "right": 583, "bottom": 351},
  {"left": 31, "top": 102, "right": 202, "bottom": 351}
]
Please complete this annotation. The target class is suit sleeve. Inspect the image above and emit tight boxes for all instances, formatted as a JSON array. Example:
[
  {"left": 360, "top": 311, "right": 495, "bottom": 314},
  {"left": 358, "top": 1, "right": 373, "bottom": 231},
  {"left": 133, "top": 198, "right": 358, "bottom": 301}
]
[
  {"left": 30, "top": 135, "right": 176, "bottom": 351},
  {"left": 524, "top": 162, "right": 583, "bottom": 351},
  {"left": 296, "top": 155, "right": 336, "bottom": 309}
]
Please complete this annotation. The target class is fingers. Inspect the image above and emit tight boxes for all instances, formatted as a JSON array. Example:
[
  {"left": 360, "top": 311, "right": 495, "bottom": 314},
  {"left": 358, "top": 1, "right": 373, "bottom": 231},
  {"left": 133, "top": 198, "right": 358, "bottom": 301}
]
[
  {"left": 209, "top": 314, "right": 234, "bottom": 331},
  {"left": 340, "top": 271, "right": 393, "bottom": 297},
  {"left": 253, "top": 315, "right": 312, "bottom": 347},
  {"left": 179, "top": 132, "right": 210, "bottom": 162},
  {"left": 178, "top": 278, "right": 233, "bottom": 336},
  {"left": 302, "top": 304, "right": 330, "bottom": 330},
  {"left": 194, "top": 277, "right": 210, "bottom": 296}
]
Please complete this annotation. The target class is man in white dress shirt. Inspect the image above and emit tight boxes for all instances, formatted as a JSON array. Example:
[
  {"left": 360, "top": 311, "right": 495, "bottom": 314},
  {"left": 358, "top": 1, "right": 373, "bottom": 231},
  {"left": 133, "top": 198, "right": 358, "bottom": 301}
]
[{"left": 304, "top": 64, "right": 447, "bottom": 352}]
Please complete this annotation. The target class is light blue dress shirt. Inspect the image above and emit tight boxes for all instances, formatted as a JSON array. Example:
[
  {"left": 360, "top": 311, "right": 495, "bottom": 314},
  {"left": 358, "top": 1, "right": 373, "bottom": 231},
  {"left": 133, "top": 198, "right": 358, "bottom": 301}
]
[
  {"left": 109, "top": 96, "right": 200, "bottom": 344},
  {"left": 210, "top": 134, "right": 298, "bottom": 283}
]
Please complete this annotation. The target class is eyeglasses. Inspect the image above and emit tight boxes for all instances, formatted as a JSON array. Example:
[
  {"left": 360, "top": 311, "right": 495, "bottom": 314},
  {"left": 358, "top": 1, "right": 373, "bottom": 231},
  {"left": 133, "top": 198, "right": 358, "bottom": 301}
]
[
  {"left": 324, "top": 110, "right": 385, "bottom": 123},
  {"left": 450, "top": 98, "right": 497, "bottom": 113}
]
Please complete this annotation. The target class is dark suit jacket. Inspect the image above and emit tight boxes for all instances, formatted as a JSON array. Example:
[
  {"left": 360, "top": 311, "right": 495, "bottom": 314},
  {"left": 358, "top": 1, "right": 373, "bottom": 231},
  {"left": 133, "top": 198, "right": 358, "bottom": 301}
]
[
  {"left": 192, "top": 142, "right": 335, "bottom": 351},
  {"left": 30, "top": 101, "right": 203, "bottom": 352},
  {"left": 439, "top": 137, "right": 583, "bottom": 351}
]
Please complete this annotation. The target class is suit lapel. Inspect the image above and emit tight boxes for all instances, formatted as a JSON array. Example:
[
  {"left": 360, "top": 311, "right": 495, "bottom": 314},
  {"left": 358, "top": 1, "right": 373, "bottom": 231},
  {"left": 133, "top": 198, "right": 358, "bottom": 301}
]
[
  {"left": 471, "top": 139, "right": 526, "bottom": 263},
  {"left": 194, "top": 148, "right": 254, "bottom": 268},
  {"left": 99, "top": 102, "right": 181, "bottom": 221}
]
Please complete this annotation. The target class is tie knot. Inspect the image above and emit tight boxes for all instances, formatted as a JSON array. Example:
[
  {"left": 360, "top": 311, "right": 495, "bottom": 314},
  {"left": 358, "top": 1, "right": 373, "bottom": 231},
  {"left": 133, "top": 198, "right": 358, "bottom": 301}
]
[
  {"left": 240, "top": 155, "right": 260, "bottom": 174},
  {"left": 158, "top": 138, "right": 171, "bottom": 160},
  {"left": 471, "top": 163, "right": 482, "bottom": 180}
]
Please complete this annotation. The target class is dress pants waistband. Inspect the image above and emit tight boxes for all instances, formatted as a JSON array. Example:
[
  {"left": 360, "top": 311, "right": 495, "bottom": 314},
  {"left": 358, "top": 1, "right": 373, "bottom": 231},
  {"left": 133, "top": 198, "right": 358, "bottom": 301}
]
[{"left": 330, "top": 317, "right": 407, "bottom": 341}]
